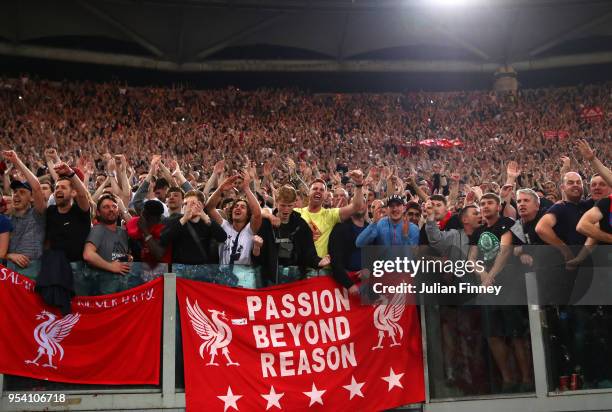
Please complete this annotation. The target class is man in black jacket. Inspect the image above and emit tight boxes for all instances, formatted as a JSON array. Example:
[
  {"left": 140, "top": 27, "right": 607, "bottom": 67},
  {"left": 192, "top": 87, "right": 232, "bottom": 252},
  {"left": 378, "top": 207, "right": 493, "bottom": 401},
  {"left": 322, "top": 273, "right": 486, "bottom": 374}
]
[
  {"left": 329, "top": 201, "right": 368, "bottom": 296},
  {"left": 160, "top": 190, "right": 227, "bottom": 266},
  {"left": 255, "top": 186, "right": 328, "bottom": 285}
]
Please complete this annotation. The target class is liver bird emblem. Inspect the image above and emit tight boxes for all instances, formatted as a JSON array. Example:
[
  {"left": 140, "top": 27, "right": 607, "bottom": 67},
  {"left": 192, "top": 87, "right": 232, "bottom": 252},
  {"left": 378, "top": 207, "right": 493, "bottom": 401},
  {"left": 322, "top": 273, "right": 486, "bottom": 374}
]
[
  {"left": 24, "top": 311, "right": 81, "bottom": 369},
  {"left": 372, "top": 294, "right": 406, "bottom": 350},
  {"left": 186, "top": 298, "right": 239, "bottom": 367}
]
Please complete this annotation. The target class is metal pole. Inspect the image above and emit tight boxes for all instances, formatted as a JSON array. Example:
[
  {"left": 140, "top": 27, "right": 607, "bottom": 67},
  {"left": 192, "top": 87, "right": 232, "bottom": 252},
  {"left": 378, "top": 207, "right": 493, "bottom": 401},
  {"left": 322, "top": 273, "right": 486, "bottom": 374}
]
[{"left": 161, "top": 273, "right": 177, "bottom": 406}]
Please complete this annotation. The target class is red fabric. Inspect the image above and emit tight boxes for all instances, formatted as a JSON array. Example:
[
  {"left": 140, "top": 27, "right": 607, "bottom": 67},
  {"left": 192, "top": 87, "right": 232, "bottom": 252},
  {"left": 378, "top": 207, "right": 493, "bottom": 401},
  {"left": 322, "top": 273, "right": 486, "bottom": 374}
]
[
  {"left": 177, "top": 277, "right": 425, "bottom": 412},
  {"left": 126, "top": 216, "right": 172, "bottom": 264},
  {"left": 438, "top": 211, "right": 452, "bottom": 230},
  {"left": 435, "top": 139, "right": 454, "bottom": 149},
  {"left": 543, "top": 130, "right": 570, "bottom": 139},
  {"left": 581, "top": 106, "right": 604, "bottom": 121},
  {"left": 0, "top": 265, "right": 163, "bottom": 385}
]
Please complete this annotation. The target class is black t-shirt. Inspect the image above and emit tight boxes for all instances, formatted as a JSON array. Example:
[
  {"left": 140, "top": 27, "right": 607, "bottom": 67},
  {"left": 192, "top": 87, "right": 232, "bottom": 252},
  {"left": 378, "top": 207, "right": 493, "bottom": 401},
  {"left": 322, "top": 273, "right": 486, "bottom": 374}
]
[
  {"left": 545, "top": 200, "right": 592, "bottom": 246},
  {"left": 470, "top": 216, "right": 516, "bottom": 269},
  {"left": 46, "top": 203, "right": 91, "bottom": 262},
  {"left": 596, "top": 196, "right": 612, "bottom": 244},
  {"left": 275, "top": 222, "right": 300, "bottom": 267},
  {"left": 512, "top": 210, "right": 545, "bottom": 246}
]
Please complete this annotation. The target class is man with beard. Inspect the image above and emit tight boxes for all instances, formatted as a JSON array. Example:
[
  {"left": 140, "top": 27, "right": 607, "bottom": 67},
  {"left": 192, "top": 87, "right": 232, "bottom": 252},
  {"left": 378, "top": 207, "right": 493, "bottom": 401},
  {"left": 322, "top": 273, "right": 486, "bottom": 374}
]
[
  {"left": 329, "top": 201, "right": 369, "bottom": 296},
  {"left": 355, "top": 195, "right": 419, "bottom": 247},
  {"left": 83, "top": 194, "right": 131, "bottom": 294},
  {"left": 295, "top": 171, "right": 364, "bottom": 258},
  {"left": 206, "top": 172, "right": 262, "bottom": 265},
  {"left": 255, "top": 185, "right": 328, "bottom": 284},
  {"left": 45, "top": 163, "right": 91, "bottom": 282},
  {"left": 2, "top": 150, "right": 47, "bottom": 279}
]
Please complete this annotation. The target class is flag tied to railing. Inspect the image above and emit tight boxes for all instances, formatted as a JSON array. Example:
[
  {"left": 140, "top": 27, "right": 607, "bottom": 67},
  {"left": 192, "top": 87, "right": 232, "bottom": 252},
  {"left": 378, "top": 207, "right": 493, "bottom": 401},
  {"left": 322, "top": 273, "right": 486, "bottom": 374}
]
[
  {"left": 177, "top": 276, "right": 425, "bottom": 412},
  {"left": 0, "top": 264, "right": 163, "bottom": 384}
]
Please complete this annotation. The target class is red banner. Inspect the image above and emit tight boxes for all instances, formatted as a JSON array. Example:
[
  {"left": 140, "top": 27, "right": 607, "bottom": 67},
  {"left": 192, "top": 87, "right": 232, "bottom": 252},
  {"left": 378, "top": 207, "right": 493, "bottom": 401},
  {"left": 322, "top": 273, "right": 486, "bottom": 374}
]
[
  {"left": 557, "top": 130, "right": 570, "bottom": 140},
  {"left": 543, "top": 130, "right": 557, "bottom": 139},
  {"left": 581, "top": 106, "right": 604, "bottom": 121},
  {"left": 177, "top": 277, "right": 424, "bottom": 412},
  {"left": 0, "top": 265, "right": 163, "bottom": 385},
  {"left": 418, "top": 138, "right": 461, "bottom": 149},
  {"left": 543, "top": 130, "right": 570, "bottom": 139}
]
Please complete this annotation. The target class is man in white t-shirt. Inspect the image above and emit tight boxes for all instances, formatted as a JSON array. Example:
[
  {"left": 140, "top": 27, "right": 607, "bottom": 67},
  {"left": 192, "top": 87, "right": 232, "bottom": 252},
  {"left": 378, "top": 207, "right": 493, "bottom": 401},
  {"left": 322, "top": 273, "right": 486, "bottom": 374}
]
[{"left": 206, "top": 171, "right": 262, "bottom": 265}]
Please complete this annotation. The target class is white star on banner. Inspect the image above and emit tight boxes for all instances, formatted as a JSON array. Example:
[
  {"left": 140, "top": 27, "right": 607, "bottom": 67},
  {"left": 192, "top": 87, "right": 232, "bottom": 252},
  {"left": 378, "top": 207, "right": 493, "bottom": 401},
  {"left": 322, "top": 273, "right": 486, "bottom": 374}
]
[
  {"left": 218, "top": 386, "right": 242, "bottom": 412},
  {"left": 381, "top": 367, "right": 404, "bottom": 391},
  {"left": 303, "top": 382, "right": 326, "bottom": 407},
  {"left": 261, "top": 386, "right": 284, "bottom": 410},
  {"left": 342, "top": 375, "right": 365, "bottom": 399}
]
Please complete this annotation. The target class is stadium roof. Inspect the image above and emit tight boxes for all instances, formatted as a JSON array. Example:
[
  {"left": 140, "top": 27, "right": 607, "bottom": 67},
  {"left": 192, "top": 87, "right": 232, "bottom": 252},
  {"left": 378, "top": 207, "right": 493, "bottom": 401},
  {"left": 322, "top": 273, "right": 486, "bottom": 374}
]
[{"left": 1, "top": 0, "right": 612, "bottom": 73}]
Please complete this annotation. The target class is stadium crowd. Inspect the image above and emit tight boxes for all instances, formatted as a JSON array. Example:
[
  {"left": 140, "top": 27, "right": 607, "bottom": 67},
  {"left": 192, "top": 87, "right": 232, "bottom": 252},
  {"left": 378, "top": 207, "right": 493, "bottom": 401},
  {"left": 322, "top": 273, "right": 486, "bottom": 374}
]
[{"left": 1, "top": 75, "right": 611, "bottom": 394}]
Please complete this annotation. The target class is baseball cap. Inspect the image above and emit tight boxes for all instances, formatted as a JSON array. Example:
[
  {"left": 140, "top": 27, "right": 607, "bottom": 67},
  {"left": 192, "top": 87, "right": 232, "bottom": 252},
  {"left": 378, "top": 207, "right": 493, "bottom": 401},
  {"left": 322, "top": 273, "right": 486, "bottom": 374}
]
[
  {"left": 10, "top": 180, "right": 32, "bottom": 192},
  {"left": 386, "top": 194, "right": 406, "bottom": 207}
]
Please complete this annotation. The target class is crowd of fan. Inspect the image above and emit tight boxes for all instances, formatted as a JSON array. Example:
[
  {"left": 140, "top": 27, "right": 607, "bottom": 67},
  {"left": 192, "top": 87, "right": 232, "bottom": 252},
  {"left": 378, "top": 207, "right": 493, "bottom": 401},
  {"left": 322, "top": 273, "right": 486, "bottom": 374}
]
[{"left": 0, "top": 75, "right": 611, "bottom": 392}]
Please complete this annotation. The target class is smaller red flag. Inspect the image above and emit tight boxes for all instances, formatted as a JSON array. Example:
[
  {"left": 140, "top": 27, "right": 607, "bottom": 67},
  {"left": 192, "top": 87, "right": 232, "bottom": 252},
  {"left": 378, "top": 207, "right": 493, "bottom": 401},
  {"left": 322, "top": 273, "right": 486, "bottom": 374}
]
[{"left": 0, "top": 264, "right": 163, "bottom": 385}]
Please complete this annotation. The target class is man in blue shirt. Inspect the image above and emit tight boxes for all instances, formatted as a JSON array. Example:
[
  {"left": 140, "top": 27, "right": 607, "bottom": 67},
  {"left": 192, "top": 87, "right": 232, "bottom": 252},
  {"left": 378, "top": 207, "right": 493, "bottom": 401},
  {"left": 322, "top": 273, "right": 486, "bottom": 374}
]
[{"left": 356, "top": 195, "right": 419, "bottom": 247}]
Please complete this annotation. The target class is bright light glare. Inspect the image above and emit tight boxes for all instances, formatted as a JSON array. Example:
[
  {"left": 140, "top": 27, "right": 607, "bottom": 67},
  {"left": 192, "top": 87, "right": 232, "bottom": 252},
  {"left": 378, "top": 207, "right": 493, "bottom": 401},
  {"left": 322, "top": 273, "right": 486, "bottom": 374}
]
[{"left": 429, "top": 0, "right": 478, "bottom": 6}]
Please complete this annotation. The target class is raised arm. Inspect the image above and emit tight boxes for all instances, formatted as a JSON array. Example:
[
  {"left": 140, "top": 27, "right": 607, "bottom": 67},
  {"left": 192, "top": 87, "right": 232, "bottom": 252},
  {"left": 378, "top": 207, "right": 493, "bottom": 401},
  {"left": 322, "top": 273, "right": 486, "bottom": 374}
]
[
  {"left": 577, "top": 139, "right": 612, "bottom": 187},
  {"left": 116, "top": 154, "right": 132, "bottom": 204},
  {"left": 239, "top": 170, "right": 262, "bottom": 233},
  {"left": 44, "top": 148, "right": 61, "bottom": 183},
  {"left": 54, "top": 163, "right": 90, "bottom": 212},
  {"left": 205, "top": 175, "right": 239, "bottom": 225},
  {"left": 170, "top": 159, "right": 193, "bottom": 192},
  {"left": 339, "top": 170, "right": 364, "bottom": 221},
  {"left": 202, "top": 159, "right": 224, "bottom": 196},
  {"left": 130, "top": 155, "right": 160, "bottom": 213},
  {"left": 2, "top": 150, "right": 46, "bottom": 214},
  {"left": 407, "top": 175, "right": 429, "bottom": 202}
]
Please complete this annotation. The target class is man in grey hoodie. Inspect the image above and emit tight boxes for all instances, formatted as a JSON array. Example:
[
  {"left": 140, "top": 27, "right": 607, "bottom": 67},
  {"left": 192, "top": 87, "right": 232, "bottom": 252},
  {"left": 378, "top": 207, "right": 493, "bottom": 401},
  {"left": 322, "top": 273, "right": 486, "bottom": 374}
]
[
  {"left": 422, "top": 202, "right": 483, "bottom": 385},
  {"left": 424, "top": 203, "right": 482, "bottom": 260}
]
